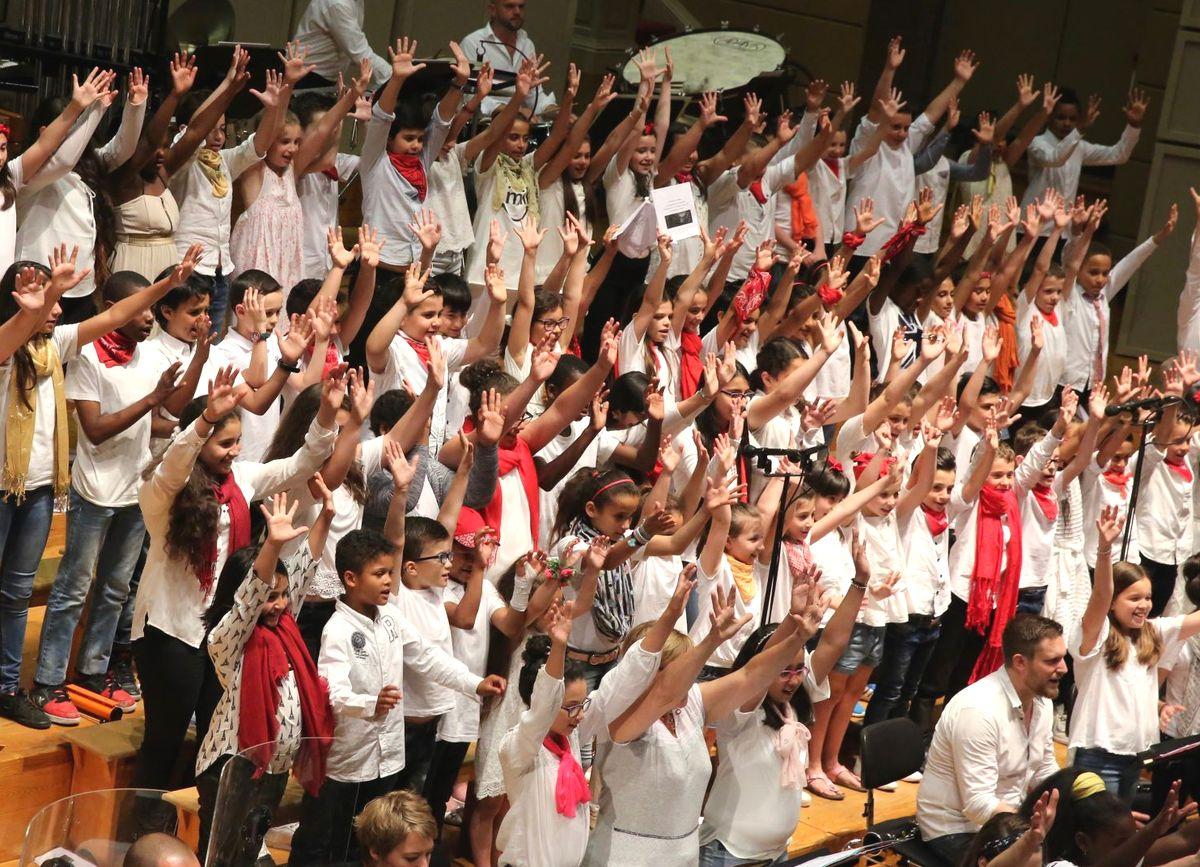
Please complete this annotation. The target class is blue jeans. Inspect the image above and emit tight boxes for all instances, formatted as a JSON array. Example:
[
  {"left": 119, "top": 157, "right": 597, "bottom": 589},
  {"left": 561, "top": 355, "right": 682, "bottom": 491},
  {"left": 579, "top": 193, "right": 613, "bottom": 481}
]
[
  {"left": 114, "top": 533, "right": 150, "bottom": 648},
  {"left": 699, "top": 839, "right": 783, "bottom": 866},
  {"left": 1075, "top": 747, "right": 1142, "bottom": 803},
  {"left": 207, "top": 271, "right": 231, "bottom": 335},
  {"left": 864, "top": 617, "right": 941, "bottom": 726},
  {"left": 35, "top": 489, "right": 146, "bottom": 685},
  {"left": 1017, "top": 586, "right": 1048, "bottom": 616},
  {"left": 0, "top": 486, "right": 54, "bottom": 692}
]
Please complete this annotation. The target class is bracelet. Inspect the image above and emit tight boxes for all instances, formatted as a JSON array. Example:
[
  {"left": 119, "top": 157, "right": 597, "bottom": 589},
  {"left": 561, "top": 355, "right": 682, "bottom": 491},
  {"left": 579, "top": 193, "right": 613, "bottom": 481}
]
[
  {"left": 633, "top": 525, "right": 653, "bottom": 545},
  {"left": 201, "top": 411, "right": 219, "bottom": 425},
  {"left": 849, "top": 579, "right": 869, "bottom": 592},
  {"left": 278, "top": 360, "right": 301, "bottom": 374},
  {"left": 449, "top": 81, "right": 464, "bottom": 91}
]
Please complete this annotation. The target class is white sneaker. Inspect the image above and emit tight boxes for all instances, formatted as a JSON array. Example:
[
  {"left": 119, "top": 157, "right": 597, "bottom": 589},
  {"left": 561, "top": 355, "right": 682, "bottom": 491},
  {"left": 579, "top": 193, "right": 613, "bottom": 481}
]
[
  {"left": 801, "top": 788, "right": 812, "bottom": 807},
  {"left": 903, "top": 771, "right": 923, "bottom": 784},
  {"left": 878, "top": 780, "right": 898, "bottom": 792},
  {"left": 1053, "top": 708, "right": 1069, "bottom": 745}
]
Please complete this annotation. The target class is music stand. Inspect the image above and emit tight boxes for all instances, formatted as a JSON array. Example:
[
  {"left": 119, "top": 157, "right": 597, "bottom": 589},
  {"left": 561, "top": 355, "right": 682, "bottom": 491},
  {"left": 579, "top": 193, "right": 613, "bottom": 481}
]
[{"left": 1136, "top": 733, "right": 1200, "bottom": 769}]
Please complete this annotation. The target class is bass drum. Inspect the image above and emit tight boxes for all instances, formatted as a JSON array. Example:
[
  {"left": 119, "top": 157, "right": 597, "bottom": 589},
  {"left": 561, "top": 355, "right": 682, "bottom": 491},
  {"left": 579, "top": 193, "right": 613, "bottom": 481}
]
[{"left": 619, "top": 28, "right": 786, "bottom": 93}]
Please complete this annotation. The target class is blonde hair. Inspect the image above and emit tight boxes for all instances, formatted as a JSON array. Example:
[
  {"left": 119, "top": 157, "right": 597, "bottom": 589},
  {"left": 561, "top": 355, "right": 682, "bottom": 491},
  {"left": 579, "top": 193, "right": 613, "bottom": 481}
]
[
  {"left": 355, "top": 790, "right": 436, "bottom": 861},
  {"left": 623, "top": 621, "right": 693, "bottom": 667},
  {"left": 1103, "top": 561, "right": 1163, "bottom": 671}
]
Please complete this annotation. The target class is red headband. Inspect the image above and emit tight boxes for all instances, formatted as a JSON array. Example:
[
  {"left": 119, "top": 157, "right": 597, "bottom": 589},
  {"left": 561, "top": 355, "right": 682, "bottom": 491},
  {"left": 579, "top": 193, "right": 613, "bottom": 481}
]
[
  {"left": 852, "top": 451, "right": 898, "bottom": 480},
  {"left": 592, "top": 478, "right": 636, "bottom": 500},
  {"left": 0, "top": 124, "right": 11, "bottom": 139}
]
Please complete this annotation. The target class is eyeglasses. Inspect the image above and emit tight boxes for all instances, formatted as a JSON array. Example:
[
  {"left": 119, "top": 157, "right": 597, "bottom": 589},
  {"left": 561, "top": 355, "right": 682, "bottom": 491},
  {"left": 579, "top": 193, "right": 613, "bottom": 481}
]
[
  {"left": 561, "top": 697, "right": 593, "bottom": 718},
  {"left": 780, "top": 664, "right": 809, "bottom": 679},
  {"left": 413, "top": 552, "right": 452, "bottom": 565},
  {"left": 721, "top": 389, "right": 753, "bottom": 400},
  {"left": 537, "top": 317, "right": 570, "bottom": 329}
]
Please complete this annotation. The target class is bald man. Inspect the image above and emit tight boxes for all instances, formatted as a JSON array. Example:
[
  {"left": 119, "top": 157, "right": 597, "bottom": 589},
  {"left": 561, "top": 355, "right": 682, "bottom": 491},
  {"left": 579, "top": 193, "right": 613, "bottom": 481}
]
[{"left": 123, "top": 833, "right": 200, "bottom": 867}]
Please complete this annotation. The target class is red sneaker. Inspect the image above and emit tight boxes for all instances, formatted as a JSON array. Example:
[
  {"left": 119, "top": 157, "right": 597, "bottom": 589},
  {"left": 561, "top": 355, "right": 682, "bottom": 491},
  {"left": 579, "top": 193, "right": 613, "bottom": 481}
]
[
  {"left": 78, "top": 672, "right": 137, "bottom": 712},
  {"left": 30, "top": 684, "right": 80, "bottom": 726}
]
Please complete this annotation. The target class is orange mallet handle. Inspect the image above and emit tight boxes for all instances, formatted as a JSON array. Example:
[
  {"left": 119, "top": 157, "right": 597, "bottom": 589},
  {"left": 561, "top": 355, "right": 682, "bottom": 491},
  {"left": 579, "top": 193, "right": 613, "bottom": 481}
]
[{"left": 66, "top": 684, "right": 124, "bottom": 722}]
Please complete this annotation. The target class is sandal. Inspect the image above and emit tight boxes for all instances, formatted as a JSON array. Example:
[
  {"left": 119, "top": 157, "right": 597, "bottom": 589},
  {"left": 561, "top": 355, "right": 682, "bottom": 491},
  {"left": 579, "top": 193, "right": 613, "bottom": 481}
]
[
  {"left": 828, "top": 765, "right": 866, "bottom": 792},
  {"left": 806, "top": 771, "right": 845, "bottom": 801}
]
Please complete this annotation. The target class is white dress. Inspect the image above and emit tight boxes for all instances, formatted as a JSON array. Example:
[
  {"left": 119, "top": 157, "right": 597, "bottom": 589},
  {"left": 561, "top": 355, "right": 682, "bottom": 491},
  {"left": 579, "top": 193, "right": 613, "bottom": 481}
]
[
  {"left": 474, "top": 634, "right": 531, "bottom": 799},
  {"left": 583, "top": 685, "right": 710, "bottom": 866}
]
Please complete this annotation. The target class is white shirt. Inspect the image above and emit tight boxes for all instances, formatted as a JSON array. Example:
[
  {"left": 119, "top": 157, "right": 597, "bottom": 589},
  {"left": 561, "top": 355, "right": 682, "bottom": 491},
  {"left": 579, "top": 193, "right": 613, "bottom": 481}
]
[
  {"left": 360, "top": 103, "right": 452, "bottom": 267},
  {"left": 1058, "top": 236, "right": 1158, "bottom": 391},
  {"left": 536, "top": 175, "right": 592, "bottom": 281},
  {"left": 198, "top": 329, "right": 283, "bottom": 464},
  {"left": 65, "top": 338, "right": 159, "bottom": 507},
  {"left": 292, "top": 0, "right": 391, "bottom": 89},
  {"left": 16, "top": 99, "right": 146, "bottom": 298},
  {"left": 845, "top": 114, "right": 935, "bottom": 257},
  {"left": 376, "top": 334, "right": 469, "bottom": 456},
  {"left": 700, "top": 671, "right": 831, "bottom": 861},
  {"left": 427, "top": 142, "right": 475, "bottom": 257},
  {"left": 133, "top": 415, "right": 336, "bottom": 648},
  {"left": 466, "top": 152, "right": 536, "bottom": 290},
  {"left": 1069, "top": 615, "right": 1184, "bottom": 754},
  {"left": 917, "top": 666, "right": 1059, "bottom": 840},
  {"left": 900, "top": 508, "right": 951, "bottom": 618},
  {"left": 708, "top": 161, "right": 796, "bottom": 281},
  {"left": 810, "top": 528, "right": 856, "bottom": 628},
  {"left": 459, "top": 23, "right": 557, "bottom": 116},
  {"left": 914, "top": 156, "right": 953, "bottom": 255},
  {"left": 859, "top": 513, "right": 905, "bottom": 626},
  {"left": 1178, "top": 229, "right": 1200, "bottom": 352},
  {"left": 297, "top": 152, "right": 360, "bottom": 280},
  {"left": 1160, "top": 639, "right": 1200, "bottom": 738},
  {"left": 170, "top": 135, "right": 263, "bottom": 276},
  {"left": 869, "top": 296, "right": 904, "bottom": 384},
  {"left": 1081, "top": 458, "right": 1137, "bottom": 568},
  {"left": 440, "top": 579, "right": 507, "bottom": 742},
  {"left": 602, "top": 160, "right": 644, "bottom": 235},
  {"left": 809, "top": 157, "right": 849, "bottom": 246},
  {"left": 631, "top": 550, "right": 688, "bottom": 633},
  {"left": 1020, "top": 126, "right": 1140, "bottom": 233},
  {"left": 319, "top": 598, "right": 482, "bottom": 782},
  {"left": 392, "top": 583, "right": 460, "bottom": 717},
  {"left": 1135, "top": 443, "right": 1196, "bottom": 565},
  {"left": 946, "top": 470, "right": 1013, "bottom": 603},
  {"left": 0, "top": 325, "right": 80, "bottom": 493},
  {"left": 1016, "top": 295, "right": 1066, "bottom": 406},
  {"left": 1016, "top": 433, "right": 1063, "bottom": 590}
]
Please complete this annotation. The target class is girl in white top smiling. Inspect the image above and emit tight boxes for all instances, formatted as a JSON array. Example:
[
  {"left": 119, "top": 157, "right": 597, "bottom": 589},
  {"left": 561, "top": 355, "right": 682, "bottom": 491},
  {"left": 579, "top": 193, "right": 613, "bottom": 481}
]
[{"left": 1069, "top": 506, "right": 1200, "bottom": 802}]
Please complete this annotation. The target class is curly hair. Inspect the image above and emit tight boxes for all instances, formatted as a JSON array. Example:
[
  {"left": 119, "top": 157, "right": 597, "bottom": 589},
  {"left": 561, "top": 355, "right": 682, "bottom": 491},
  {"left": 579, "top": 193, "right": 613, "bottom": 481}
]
[
  {"left": 551, "top": 466, "right": 639, "bottom": 542},
  {"left": 164, "top": 397, "right": 235, "bottom": 578}
]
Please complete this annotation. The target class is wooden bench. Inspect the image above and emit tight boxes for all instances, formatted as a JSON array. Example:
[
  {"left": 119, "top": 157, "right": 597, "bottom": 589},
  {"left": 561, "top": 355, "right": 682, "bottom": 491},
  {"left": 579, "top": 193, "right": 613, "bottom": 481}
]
[{"left": 61, "top": 716, "right": 144, "bottom": 795}]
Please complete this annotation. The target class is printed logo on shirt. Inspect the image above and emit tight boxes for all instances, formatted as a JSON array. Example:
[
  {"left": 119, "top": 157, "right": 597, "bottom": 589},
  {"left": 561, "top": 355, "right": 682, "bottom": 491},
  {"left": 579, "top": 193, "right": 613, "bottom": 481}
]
[
  {"left": 503, "top": 187, "right": 529, "bottom": 224},
  {"left": 351, "top": 631, "right": 367, "bottom": 659},
  {"left": 381, "top": 615, "right": 399, "bottom": 642}
]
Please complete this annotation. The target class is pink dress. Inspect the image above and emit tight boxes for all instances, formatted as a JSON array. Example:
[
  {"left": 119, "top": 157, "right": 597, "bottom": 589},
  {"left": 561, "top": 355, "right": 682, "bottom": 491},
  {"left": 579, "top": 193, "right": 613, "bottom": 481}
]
[{"left": 230, "top": 164, "right": 304, "bottom": 296}]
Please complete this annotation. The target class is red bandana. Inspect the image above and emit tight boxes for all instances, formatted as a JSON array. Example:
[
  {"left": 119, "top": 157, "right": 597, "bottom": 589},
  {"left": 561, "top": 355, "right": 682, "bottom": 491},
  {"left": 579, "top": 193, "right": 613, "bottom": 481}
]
[
  {"left": 1103, "top": 469, "right": 1131, "bottom": 498},
  {"left": 1166, "top": 459, "right": 1194, "bottom": 484},
  {"left": 1031, "top": 483, "right": 1059, "bottom": 523},
  {"left": 405, "top": 336, "right": 432, "bottom": 370},
  {"left": 749, "top": 179, "right": 768, "bottom": 205},
  {"left": 388, "top": 152, "right": 427, "bottom": 201},
  {"left": 967, "top": 485, "right": 1023, "bottom": 683},
  {"left": 679, "top": 330, "right": 704, "bottom": 400},
  {"left": 239, "top": 611, "right": 334, "bottom": 795},
  {"left": 321, "top": 166, "right": 340, "bottom": 182},
  {"left": 305, "top": 340, "right": 343, "bottom": 380},
  {"left": 841, "top": 231, "right": 866, "bottom": 251},
  {"left": 732, "top": 269, "right": 770, "bottom": 322},
  {"left": 823, "top": 156, "right": 841, "bottom": 177},
  {"left": 817, "top": 283, "right": 844, "bottom": 308},
  {"left": 543, "top": 732, "right": 590, "bottom": 817},
  {"left": 852, "top": 451, "right": 897, "bottom": 480},
  {"left": 200, "top": 473, "right": 251, "bottom": 593},
  {"left": 674, "top": 170, "right": 694, "bottom": 186},
  {"left": 93, "top": 330, "right": 138, "bottom": 368},
  {"left": 880, "top": 221, "right": 926, "bottom": 263},
  {"left": 921, "top": 504, "right": 948, "bottom": 538},
  {"left": 1040, "top": 308, "right": 1059, "bottom": 327},
  {"left": 479, "top": 431, "right": 540, "bottom": 548}
]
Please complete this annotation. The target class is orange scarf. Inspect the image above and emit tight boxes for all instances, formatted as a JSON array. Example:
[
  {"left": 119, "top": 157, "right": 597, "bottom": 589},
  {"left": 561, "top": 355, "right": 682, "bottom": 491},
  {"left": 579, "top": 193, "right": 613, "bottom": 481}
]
[
  {"left": 993, "top": 295, "right": 1020, "bottom": 392},
  {"left": 783, "top": 173, "right": 820, "bottom": 242}
]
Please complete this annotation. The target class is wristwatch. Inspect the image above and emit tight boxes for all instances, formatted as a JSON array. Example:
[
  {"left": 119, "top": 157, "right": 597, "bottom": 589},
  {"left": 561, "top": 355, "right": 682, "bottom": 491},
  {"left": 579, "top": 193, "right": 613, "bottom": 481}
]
[
  {"left": 253, "top": 331, "right": 272, "bottom": 344},
  {"left": 278, "top": 360, "right": 301, "bottom": 374}
]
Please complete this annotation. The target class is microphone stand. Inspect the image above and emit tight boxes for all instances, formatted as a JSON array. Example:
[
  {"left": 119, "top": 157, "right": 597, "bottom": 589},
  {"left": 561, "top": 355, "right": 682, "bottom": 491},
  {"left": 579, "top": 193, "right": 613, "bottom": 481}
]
[{"left": 1121, "top": 405, "right": 1168, "bottom": 561}]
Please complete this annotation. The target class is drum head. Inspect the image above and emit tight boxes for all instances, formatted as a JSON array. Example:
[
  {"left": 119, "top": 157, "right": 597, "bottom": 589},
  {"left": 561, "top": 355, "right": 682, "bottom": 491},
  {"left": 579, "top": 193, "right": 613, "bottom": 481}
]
[{"left": 620, "top": 30, "right": 785, "bottom": 93}]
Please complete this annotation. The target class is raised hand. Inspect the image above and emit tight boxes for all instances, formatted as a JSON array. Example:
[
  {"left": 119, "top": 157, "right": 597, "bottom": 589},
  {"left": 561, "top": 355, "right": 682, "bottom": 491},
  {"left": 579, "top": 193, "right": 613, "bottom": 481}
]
[
  {"left": 699, "top": 91, "right": 728, "bottom": 128},
  {"left": 1124, "top": 87, "right": 1149, "bottom": 127},
  {"left": 1082, "top": 93, "right": 1102, "bottom": 129},
  {"left": 1154, "top": 203, "right": 1179, "bottom": 246},
  {"left": 1042, "top": 82, "right": 1061, "bottom": 116},
  {"left": 250, "top": 69, "right": 286, "bottom": 108},
  {"left": 805, "top": 78, "right": 828, "bottom": 112},
  {"left": 348, "top": 367, "right": 374, "bottom": 426},
  {"left": 48, "top": 243, "right": 91, "bottom": 296},
  {"left": 278, "top": 41, "right": 316, "bottom": 86},
  {"left": 953, "top": 49, "right": 978, "bottom": 82},
  {"left": 170, "top": 52, "right": 197, "bottom": 95},
  {"left": 886, "top": 36, "right": 905, "bottom": 70},
  {"left": 1016, "top": 73, "right": 1037, "bottom": 108},
  {"left": 260, "top": 492, "right": 310, "bottom": 545},
  {"left": 409, "top": 209, "right": 442, "bottom": 254},
  {"left": 205, "top": 366, "right": 248, "bottom": 420},
  {"left": 327, "top": 226, "right": 358, "bottom": 269},
  {"left": 706, "top": 585, "right": 753, "bottom": 644},
  {"left": 387, "top": 36, "right": 426, "bottom": 80}
]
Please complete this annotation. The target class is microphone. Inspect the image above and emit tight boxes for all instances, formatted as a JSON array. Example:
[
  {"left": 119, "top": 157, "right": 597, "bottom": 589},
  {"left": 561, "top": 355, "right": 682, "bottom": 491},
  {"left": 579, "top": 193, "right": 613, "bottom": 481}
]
[
  {"left": 740, "top": 442, "right": 828, "bottom": 469},
  {"left": 1104, "top": 395, "right": 1182, "bottom": 417}
]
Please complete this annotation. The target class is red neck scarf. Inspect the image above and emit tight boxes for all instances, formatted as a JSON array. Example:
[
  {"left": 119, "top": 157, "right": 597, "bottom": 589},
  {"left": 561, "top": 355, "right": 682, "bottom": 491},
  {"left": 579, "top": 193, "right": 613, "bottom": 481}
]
[
  {"left": 321, "top": 166, "right": 340, "bottom": 182},
  {"left": 1040, "top": 308, "right": 1059, "bottom": 328},
  {"left": 967, "top": 485, "right": 1023, "bottom": 683},
  {"left": 481, "top": 436, "right": 540, "bottom": 547},
  {"left": 543, "top": 732, "right": 590, "bottom": 817},
  {"left": 748, "top": 179, "right": 768, "bottom": 205},
  {"left": 94, "top": 330, "right": 137, "bottom": 368},
  {"left": 921, "top": 504, "right": 949, "bottom": 538},
  {"left": 1103, "top": 469, "right": 1131, "bottom": 498},
  {"left": 1031, "top": 484, "right": 1059, "bottom": 522},
  {"left": 1166, "top": 459, "right": 1194, "bottom": 484},
  {"left": 823, "top": 156, "right": 841, "bottom": 177},
  {"left": 783, "top": 538, "right": 811, "bottom": 579},
  {"left": 239, "top": 611, "right": 334, "bottom": 795},
  {"left": 678, "top": 331, "right": 704, "bottom": 399},
  {"left": 405, "top": 336, "right": 432, "bottom": 370},
  {"left": 200, "top": 474, "right": 252, "bottom": 593},
  {"left": 674, "top": 170, "right": 693, "bottom": 186},
  {"left": 732, "top": 269, "right": 771, "bottom": 322},
  {"left": 305, "top": 340, "right": 343, "bottom": 380},
  {"left": 388, "top": 152, "right": 427, "bottom": 201}
]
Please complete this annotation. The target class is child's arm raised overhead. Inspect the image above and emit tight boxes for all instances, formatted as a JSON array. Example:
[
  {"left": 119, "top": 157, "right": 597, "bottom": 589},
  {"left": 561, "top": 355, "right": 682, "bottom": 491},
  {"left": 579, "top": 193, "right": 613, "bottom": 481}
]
[
  {"left": 861, "top": 325, "right": 943, "bottom": 434},
  {"left": 165, "top": 47, "right": 251, "bottom": 175},
  {"left": 1006, "top": 82, "right": 1059, "bottom": 168},
  {"left": 809, "top": 534, "right": 869, "bottom": 682},
  {"left": 15, "top": 67, "right": 113, "bottom": 183},
  {"left": 695, "top": 93, "right": 761, "bottom": 186},
  {"left": 651, "top": 49, "right": 674, "bottom": 162},
  {"left": 1062, "top": 386, "right": 1110, "bottom": 486},
  {"left": 521, "top": 323, "right": 619, "bottom": 454},
  {"left": 735, "top": 111, "right": 795, "bottom": 189},
  {"left": 506, "top": 223, "right": 548, "bottom": 368},
  {"left": 365, "top": 264, "right": 432, "bottom": 374},
  {"left": 961, "top": 414, "right": 999, "bottom": 504},
  {"left": 897, "top": 422, "right": 945, "bottom": 520},
  {"left": 445, "top": 517, "right": 491, "bottom": 630},
  {"left": 657, "top": 91, "right": 727, "bottom": 185},
  {"left": 117, "top": 51, "right": 194, "bottom": 179},
  {"left": 76, "top": 245, "right": 203, "bottom": 345},
  {"left": 479, "top": 56, "right": 549, "bottom": 172},
  {"left": 1079, "top": 506, "right": 1123, "bottom": 655},
  {"left": 535, "top": 387, "right": 607, "bottom": 491},
  {"left": 531, "top": 63, "right": 579, "bottom": 172},
  {"left": 867, "top": 36, "right": 905, "bottom": 125},
  {"left": 540, "top": 74, "right": 616, "bottom": 189},
  {"left": 921, "top": 49, "right": 978, "bottom": 128},
  {"left": 376, "top": 36, "right": 426, "bottom": 116},
  {"left": 809, "top": 462, "right": 902, "bottom": 544},
  {"left": 747, "top": 312, "right": 843, "bottom": 430},
  {"left": 463, "top": 261, "right": 510, "bottom": 364},
  {"left": 589, "top": 74, "right": 651, "bottom": 184},
  {"left": 293, "top": 58, "right": 372, "bottom": 177}
]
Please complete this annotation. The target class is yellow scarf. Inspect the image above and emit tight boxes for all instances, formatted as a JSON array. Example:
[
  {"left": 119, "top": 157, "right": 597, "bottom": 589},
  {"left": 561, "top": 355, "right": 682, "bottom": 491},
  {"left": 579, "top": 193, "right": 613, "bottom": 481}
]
[
  {"left": 491, "top": 154, "right": 539, "bottom": 225},
  {"left": 4, "top": 339, "right": 69, "bottom": 503},
  {"left": 728, "top": 555, "right": 758, "bottom": 604},
  {"left": 196, "top": 148, "right": 228, "bottom": 198}
]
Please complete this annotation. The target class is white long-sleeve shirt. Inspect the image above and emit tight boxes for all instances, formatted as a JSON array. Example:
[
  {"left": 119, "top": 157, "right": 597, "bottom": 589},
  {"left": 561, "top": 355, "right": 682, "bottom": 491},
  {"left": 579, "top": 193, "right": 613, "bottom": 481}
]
[
  {"left": 320, "top": 598, "right": 482, "bottom": 783},
  {"left": 459, "top": 23, "right": 557, "bottom": 117},
  {"left": 1178, "top": 230, "right": 1200, "bottom": 352},
  {"left": 497, "top": 640, "right": 661, "bottom": 867},
  {"left": 1058, "top": 234, "right": 1158, "bottom": 391},
  {"left": 16, "top": 98, "right": 146, "bottom": 297},
  {"left": 917, "top": 666, "right": 1059, "bottom": 840},
  {"left": 133, "top": 415, "right": 335, "bottom": 648},
  {"left": 1020, "top": 126, "right": 1140, "bottom": 234},
  {"left": 292, "top": 0, "right": 391, "bottom": 89},
  {"left": 1135, "top": 442, "right": 1197, "bottom": 565},
  {"left": 844, "top": 114, "right": 935, "bottom": 257}
]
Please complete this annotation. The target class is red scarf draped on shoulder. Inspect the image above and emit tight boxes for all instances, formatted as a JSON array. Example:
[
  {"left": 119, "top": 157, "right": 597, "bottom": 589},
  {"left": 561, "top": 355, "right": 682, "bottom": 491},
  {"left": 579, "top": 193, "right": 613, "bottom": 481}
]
[
  {"left": 389, "top": 153, "right": 427, "bottom": 201},
  {"left": 469, "top": 422, "right": 539, "bottom": 546},
  {"left": 749, "top": 179, "right": 768, "bottom": 205},
  {"left": 679, "top": 331, "right": 704, "bottom": 399},
  {"left": 543, "top": 732, "right": 590, "bottom": 817},
  {"left": 199, "top": 474, "right": 252, "bottom": 593},
  {"left": 239, "top": 611, "right": 335, "bottom": 794},
  {"left": 405, "top": 336, "right": 431, "bottom": 369},
  {"left": 94, "top": 330, "right": 137, "bottom": 368},
  {"left": 305, "top": 340, "right": 343, "bottom": 380},
  {"left": 967, "top": 484, "right": 1023, "bottom": 682}
]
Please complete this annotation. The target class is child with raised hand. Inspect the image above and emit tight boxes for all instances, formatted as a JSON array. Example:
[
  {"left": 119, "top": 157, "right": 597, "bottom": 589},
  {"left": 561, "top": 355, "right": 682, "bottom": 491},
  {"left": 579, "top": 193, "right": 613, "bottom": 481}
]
[
  {"left": 194, "top": 492, "right": 334, "bottom": 866},
  {"left": 365, "top": 260, "right": 506, "bottom": 455},
  {"left": 617, "top": 232, "right": 675, "bottom": 393},
  {"left": 1071, "top": 506, "right": 1200, "bottom": 801},
  {"left": 1178, "top": 187, "right": 1200, "bottom": 353},
  {"left": 129, "top": 365, "right": 338, "bottom": 793},
  {"left": 1020, "top": 86, "right": 1147, "bottom": 231}
]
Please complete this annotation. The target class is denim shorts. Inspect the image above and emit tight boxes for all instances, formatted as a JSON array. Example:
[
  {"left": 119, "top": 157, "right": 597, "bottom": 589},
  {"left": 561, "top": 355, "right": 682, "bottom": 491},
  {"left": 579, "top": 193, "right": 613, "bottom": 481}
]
[{"left": 834, "top": 623, "right": 886, "bottom": 674}]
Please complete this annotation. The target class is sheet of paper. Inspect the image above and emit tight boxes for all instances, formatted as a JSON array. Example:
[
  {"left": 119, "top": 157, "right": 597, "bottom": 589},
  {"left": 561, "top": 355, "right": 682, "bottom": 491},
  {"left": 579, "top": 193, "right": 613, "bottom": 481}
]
[
  {"left": 612, "top": 200, "right": 659, "bottom": 257},
  {"left": 651, "top": 183, "right": 701, "bottom": 242}
]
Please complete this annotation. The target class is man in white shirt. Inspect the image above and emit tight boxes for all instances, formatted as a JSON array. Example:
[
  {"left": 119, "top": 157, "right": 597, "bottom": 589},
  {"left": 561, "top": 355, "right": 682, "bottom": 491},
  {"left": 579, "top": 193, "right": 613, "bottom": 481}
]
[
  {"left": 917, "top": 615, "right": 1065, "bottom": 864},
  {"left": 293, "top": 0, "right": 391, "bottom": 89},
  {"left": 460, "top": 0, "right": 556, "bottom": 118}
]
